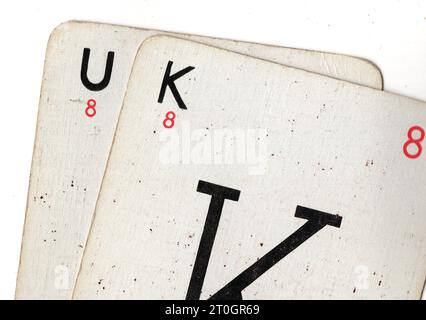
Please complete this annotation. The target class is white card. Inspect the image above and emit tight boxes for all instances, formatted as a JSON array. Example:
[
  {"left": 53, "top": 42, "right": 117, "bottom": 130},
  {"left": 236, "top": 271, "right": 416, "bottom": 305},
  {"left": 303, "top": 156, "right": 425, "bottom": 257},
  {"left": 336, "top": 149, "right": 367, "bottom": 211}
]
[
  {"left": 74, "top": 36, "right": 425, "bottom": 299},
  {"left": 16, "top": 21, "right": 383, "bottom": 299}
]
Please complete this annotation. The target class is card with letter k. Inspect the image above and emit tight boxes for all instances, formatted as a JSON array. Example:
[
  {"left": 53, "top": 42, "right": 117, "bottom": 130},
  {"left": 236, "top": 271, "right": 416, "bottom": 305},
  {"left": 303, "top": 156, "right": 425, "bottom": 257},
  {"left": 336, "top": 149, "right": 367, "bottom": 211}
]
[{"left": 74, "top": 36, "right": 426, "bottom": 299}]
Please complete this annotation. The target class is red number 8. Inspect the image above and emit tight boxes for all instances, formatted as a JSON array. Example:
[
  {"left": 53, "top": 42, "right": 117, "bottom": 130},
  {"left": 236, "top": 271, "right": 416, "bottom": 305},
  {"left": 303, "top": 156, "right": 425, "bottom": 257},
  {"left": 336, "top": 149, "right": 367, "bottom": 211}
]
[
  {"left": 403, "top": 125, "right": 425, "bottom": 159},
  {"left": 163, "top": 111, "right": 176, "bottom": 129},
  {"left": 85, "top": 99, "right": 97, "bottom": 117}
]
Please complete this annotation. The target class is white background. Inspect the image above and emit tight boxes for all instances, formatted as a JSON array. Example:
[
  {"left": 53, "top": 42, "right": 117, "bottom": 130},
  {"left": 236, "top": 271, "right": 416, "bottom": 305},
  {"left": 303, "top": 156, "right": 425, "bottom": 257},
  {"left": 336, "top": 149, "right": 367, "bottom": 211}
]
[{"left": 0, "top": 0, "right": 425, "bottom": 300}]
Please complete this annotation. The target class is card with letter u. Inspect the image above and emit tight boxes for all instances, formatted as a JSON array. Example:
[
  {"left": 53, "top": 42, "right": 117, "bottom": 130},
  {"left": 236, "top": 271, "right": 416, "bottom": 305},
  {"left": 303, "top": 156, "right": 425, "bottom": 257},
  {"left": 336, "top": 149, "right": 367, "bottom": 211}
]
[
  {"left": 73, "top": 36, "right": 426, "bottom": 299},
  {"left": 16, "top": 21, "right": 384, "bottom": 299}
]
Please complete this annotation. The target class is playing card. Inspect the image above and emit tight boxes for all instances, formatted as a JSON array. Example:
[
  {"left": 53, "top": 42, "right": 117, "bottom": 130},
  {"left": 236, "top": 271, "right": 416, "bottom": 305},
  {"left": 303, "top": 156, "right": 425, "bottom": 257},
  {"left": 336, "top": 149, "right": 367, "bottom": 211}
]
[
  {"left": 15, "top": 21, "right": 383, "bottom": 299},
  {"left": 73, "top": 36, "right": 425, "bottom": 299}
]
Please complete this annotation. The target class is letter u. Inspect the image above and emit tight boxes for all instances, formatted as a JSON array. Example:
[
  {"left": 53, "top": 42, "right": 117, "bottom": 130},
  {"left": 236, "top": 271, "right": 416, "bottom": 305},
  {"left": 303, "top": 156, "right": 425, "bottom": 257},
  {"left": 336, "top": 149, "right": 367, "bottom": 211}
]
[{"left": 80, "top": 48, "right": 115, "bottom": 91}]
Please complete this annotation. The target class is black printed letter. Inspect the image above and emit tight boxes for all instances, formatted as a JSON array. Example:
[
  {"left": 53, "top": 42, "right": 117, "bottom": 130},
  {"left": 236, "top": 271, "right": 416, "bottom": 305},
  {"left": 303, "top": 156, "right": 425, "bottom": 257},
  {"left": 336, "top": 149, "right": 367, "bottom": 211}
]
[
  {"left": 186, "top": 180, "right": 240, "bottom": 300},
  {"left": 209, "top": 206, "right": 342, "bottom": 299},
  {"left": 80, "top": 48, "right": 115, "bottom": 91},
  {"left": 158, "top": 60, "right": 195, "bottom": 110}
]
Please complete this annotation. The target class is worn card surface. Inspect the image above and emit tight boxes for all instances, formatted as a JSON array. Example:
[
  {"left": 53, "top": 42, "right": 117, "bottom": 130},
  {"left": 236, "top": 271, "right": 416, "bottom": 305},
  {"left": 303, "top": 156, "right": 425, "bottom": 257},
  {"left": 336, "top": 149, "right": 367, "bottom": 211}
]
[
  {"left": 74, "top": 36, "right": 425, "bottom": 299},
  {"left": 16, "top": 21, "right": 383, "bottom": 300}
]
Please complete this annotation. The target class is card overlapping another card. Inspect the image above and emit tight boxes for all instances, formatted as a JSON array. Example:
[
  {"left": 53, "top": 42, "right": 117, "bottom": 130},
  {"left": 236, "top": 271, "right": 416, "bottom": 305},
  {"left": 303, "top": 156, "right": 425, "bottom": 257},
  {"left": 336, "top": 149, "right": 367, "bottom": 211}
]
[
  {"left": 73, "top": 36, "right": 425, "bottom": 299},
  {"left": 16, "top": 21, "right": 383, "bottom": 299}
]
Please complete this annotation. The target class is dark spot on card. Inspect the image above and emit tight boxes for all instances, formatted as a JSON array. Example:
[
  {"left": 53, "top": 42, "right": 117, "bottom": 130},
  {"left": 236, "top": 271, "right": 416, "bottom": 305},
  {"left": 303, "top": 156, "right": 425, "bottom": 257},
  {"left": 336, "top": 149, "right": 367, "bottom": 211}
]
[
  {"left": 353, "top": 287, "right": 356, "bottom": 293},
  {"left": 69, "top": 98, "right": 84, "bottom": 104}
]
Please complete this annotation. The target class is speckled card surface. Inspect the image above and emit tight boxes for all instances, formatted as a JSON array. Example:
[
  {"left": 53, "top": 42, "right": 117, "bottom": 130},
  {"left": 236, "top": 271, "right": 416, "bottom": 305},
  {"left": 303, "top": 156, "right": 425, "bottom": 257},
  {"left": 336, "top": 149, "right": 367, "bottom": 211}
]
[
  {"left": 16, "top": 21, "right": 383, "bottom": 300},
  {"left": 74, "top": 36, "right": 425, "bottom": 300}
]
